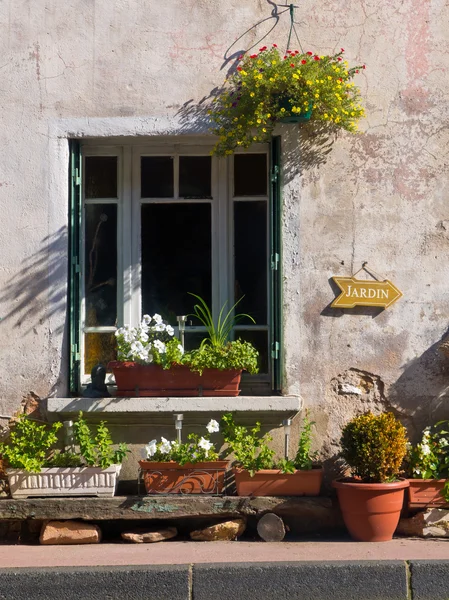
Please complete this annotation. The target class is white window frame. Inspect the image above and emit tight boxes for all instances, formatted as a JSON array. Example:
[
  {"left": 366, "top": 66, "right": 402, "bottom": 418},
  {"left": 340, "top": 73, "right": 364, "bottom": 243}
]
[{"left": 80, "top": 138, "right": 270, "bottom": 388}]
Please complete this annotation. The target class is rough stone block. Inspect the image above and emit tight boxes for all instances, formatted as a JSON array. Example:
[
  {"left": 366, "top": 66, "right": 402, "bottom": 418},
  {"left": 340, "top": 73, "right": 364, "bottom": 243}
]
[
  {"left": 410, "top": 561, "right": 449, "bottom": 600},
  {"left": 121, "top": 526, "right": 177, "bottom": 543},
  {"left": 40, "top": 520, "right": 102, "bottom": 545},
  {"left": 190, "top": 519, "right": 246, "bottom": 541},
  {"left": 193, "top": 561, "right": 408, "bottom": 600},
  {"left": 397, "top": 509, "right": 449, "bottom": 538}
]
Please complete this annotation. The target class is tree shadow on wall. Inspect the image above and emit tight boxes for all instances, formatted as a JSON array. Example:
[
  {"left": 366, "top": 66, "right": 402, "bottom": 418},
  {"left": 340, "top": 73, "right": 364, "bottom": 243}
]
[
  {"left": 388, "top": 330, "right": 449, "bottom": 441},
  {"left": 0, "top": 226, "right": 68, "bottom": 337}
]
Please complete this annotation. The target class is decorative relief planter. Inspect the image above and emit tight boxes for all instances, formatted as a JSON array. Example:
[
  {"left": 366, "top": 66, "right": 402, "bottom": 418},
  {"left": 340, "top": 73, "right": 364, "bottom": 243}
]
[
  {"left": 139, "top": 460, "right": 228, "bottom": 495},
  {"left": 332, "top": 478, "right": 409, "bottom": 542},
  {"left": 407, "top": 479, "right": 449, "bottom": 509},
  {"left": 7, "top": 465, "right": 121, "bottom": 498},
  {"left": 234, "top": 467, "right": 323, "bottom": 497},
  {"left": 109, "top": 362, "right": 242, "bottom": 397}
]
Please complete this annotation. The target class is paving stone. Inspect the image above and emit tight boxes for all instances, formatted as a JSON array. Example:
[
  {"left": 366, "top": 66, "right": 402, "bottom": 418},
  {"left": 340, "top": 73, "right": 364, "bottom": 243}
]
[
  {"left": 193, "top": 561, "right": 408, "bottom": 600},
  {"left": 121, "top": 526, "right": 177, "bottom": 543},
  {"left": 410, "top": 561, "right": 449, "bottom": 600},
  {"left": 40, "top": 521, "right": 101, "bottom": 545},
  {"left": 190, "top": 519, "right": 246, "bottom": 541}
]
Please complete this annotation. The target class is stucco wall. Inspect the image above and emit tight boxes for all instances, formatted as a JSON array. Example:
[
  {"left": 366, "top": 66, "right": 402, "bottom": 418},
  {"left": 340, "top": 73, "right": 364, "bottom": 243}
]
[{"left": 0, "top": 0, "right": 448, "bottom": 464}]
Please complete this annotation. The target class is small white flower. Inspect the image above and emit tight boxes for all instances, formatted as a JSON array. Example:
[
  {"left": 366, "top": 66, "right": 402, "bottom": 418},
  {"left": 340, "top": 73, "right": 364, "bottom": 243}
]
[
  {"left": 145, "top": 440, "right": 158, "bottom": 458},
  {"left": 166, "top": 325, "right": 174, "bottom": 336},
  {"left": 178, "top": 344, "right": 184, "bottom": 355},
  {"left": 142, "top": 315, "right": 152, "bottom": 325},
  {"left": 153, "top": 340, "right": 166, "bottom": 354},
  {"left": 414, "top": 468, "right": 421, "bottom": 476},
  {"left": 198, "top": 437, "right": 213, "bottom": 457},
  {"left": 153, "top": 323, "right": 166, "bottom": 333},
  {"left": 153, "top": 313, "right": 163, "bottom": 325},
  {"left": 139, "top": 330, "right": 149, "bottom": 343},
  {"left": 206, "top": 419, "right": 219, "bottom": 434},
  {"left": 421, "top": 443, "right": 431, "bottom": 456},
  {"left": 159, "top": 437, "right": 172, "bottom": 454}
]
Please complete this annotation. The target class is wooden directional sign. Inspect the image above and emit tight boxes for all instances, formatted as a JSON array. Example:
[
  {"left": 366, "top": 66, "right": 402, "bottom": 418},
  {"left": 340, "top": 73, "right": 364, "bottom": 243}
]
[{"left": 331, "top": 277, "right": 402, "bottom": 309}]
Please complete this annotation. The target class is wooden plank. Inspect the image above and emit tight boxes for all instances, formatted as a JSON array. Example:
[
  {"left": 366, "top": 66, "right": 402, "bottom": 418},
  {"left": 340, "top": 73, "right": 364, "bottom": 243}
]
[{"left": 0, "top": 496, "right": 340, "bottom": 528}]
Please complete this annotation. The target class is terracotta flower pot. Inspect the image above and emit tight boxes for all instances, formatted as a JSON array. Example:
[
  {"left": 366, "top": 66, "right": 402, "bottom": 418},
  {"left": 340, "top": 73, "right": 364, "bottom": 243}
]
[
  {"left": 109, "top": 362, "right": 242, "bottom": 397},
  {"left": 333, "top": 478, "right": 409, "bottom": 542},
  {"left": 139, "top": 460, "right": 228, "bottom": 495},
  {"left": 234, "top": 467, "right": 323, "bottom": 497},
  {"left": 407, "top": 479, "right": 449, "bottom": 509}
]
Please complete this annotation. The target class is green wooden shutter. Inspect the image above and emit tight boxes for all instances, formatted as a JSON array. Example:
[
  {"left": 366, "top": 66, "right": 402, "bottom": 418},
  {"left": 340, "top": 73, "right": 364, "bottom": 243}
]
[
  {"left": 270, "top": 136, "right": 282, "bottom": 393},
  {"left": 69, "top": 140, "right": 82, "bottom": 394}
]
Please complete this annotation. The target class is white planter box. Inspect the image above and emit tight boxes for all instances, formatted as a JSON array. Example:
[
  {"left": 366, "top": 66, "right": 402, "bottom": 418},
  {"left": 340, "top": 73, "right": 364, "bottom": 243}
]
[{"left": 7, "top": 465, "right": 122, "bottom": 498}]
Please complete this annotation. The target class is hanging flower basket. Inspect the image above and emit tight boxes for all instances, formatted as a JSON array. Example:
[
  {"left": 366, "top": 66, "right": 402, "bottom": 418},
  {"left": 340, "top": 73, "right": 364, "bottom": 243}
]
[{"left": 209, "top": 46, "right": 365, "bottom": 155}]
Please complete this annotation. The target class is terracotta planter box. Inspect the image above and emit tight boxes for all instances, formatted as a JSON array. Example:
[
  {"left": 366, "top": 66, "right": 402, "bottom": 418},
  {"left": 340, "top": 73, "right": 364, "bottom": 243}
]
[
  {"left": 109, "top": 362, "right": 242, "bottom": 397},
  {"left": 7, "top": 465, "right": 121, "bottom": 499},
  {"left": 333, "top": 478, "right": 409, "bottom": 542},
  {"left": 407, "top": 479, "right": 449, "bottom": 509},
  {"left": 234, "top": 467, "right": 323, "bottom": 497},
  {"left": 139, "top": 460, "right": 228, "bottom": 495}
]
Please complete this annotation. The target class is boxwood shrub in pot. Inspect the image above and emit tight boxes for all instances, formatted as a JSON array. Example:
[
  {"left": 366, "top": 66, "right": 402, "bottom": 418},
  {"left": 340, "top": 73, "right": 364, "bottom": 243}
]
[
  {"left": 221, "top": 411, "right": 323, "bottom": 496},
  {"left": 333, "top": 412, "right": 409, "bottom": 542}
]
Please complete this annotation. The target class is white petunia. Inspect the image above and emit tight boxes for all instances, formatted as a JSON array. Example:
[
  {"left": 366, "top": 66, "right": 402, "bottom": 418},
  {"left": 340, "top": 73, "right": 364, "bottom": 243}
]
[
  {"left": 166, "top": 325, "right": 174, "bottom": 336},
  {"left": 153, "top": 340, "right": 166, "bottom": 354},
  {"left": 206, "top": 419, "right": 219, "bottom": 434},
  {"left": 153, "top": 313, "right": 163, "bottom": 325},
  {"left": 178, "top": 344, "right": 185, "bottom": 355},
  {"left": 421, "top": 443, "right": 431, "bottom": 456},
  {"left": 159, "top": 437, "right": 172, "bottom": 454},
  {"left": 198, "top": 437, "right": 213, "bottom": 457},
  {"left": 145, "top": 440, "right": 158, "bottom": 458},
  {"left": 142, "top": 315, "right": 152, "bottom": 325},
  {"left": 153, "top": 323, "right": 166, "bottom": 333},
  {"left": 440, "top": 437, "right": 449, "bottom": 447}
]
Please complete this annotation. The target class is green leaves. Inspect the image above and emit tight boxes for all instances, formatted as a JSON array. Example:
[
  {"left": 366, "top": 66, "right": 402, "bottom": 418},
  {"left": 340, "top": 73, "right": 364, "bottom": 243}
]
[
  {"left": 294, "top": 411, "right": 318, "bottom": 470},
  {"left": 0, "top": 417, "right": 63, "bottom": 472},
  {"left": 184, "top": 340, "right": 259, "bottom": 375},
  {"left": 73, "top": 412, "right": 130, "bottom": 469}
]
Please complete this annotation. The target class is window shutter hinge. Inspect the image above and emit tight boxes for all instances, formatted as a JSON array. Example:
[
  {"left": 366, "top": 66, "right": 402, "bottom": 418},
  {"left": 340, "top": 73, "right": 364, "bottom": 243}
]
[
  {"left": 71, "top": 344, "right": 80, "bottom": 362},
  {"left": 271, "top": 253, "right": 279, "bottom": 271},
  {"left": 271, "top": 341, "right": 280, "bottom": 360},
  {"left": 271, "top": 165, "right": 279, "bottom": 183},
  {"left": 72, "top": 167, "right": 81, "bottom": 186}
]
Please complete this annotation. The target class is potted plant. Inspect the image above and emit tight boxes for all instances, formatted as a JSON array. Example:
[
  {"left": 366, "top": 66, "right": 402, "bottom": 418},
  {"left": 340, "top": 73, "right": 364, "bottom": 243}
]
[
  {"left": 139, "top": 419, "right": 227, "bottom": 494},
  {"left": 209, "top": 45, "right": 365, "bottom": 155},
  {"left": 406, "top": 421, "right": 449, "bottom": 509},
  {"left": 221, "top": 411, "right": 323, "bottom": 496},
  {"left": 109, "top": 295, "right": 259, "bottom": 397},
  {"left": 1, "top": 412, "right": 129, "bottom": 498},
  {"left": 333, "top": 412, "right": 409, "bottom": 542}
]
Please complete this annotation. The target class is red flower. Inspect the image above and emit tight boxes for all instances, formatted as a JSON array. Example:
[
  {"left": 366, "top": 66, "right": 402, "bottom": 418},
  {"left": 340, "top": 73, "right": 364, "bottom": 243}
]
[
  {"left": 362, "top": 64, "right": 366, "bottom": 69},
  {"left": 314, "top": 55, "right": 320, "bottom": 61},
  {"left": 250, "top": 54, "right": 257, "bottom": 58},
  {"left": 307, "top": 51, "right": 313, "bottom": 56},
  {"left": 341, "top": 48, "right": 345, "bottom": 52},
  {"left": 295, "top": 50, "right": 299, "bottom": 54},
  {"left": 337, "top": 57, "right": 342, "bottom": 61},
  {"left": 237, "top": 67, "right": 242, "bottom": 71},
  {"left": 355, "top": 69, "right": 359, "bottom": 73},
  {"left": 301, "top": 59, "right": 307, "bottom": 64},
  {"left": 272, "top": 43, "right": 277, "bottom": 48},
  {"left": 283, "top": 55, "right": 287, "bottom": 59},
  {"left": 238, "top": 55, "right": 243, "bottom": 60},
  {"left": 259, "top": 46, "right": 267, "bottom": 51},
  {"left": 290, "top": 63, "right": 295, "bottom": 67}
]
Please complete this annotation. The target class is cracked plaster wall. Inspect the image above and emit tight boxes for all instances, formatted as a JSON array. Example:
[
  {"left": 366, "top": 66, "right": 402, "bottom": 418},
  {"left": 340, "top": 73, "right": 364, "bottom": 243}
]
[{"left": 0, "top": 0, "right": 448, "bottom": 457}]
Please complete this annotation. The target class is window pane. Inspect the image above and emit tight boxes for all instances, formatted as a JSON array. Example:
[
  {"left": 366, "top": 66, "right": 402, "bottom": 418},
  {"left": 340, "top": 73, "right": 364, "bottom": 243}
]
[
  {"left": 183, "top": 331, "right": 208, "bottom": 351},
  {"left": 234, "top": 154, "right": 267, "bottom": 196},
  {"left": 179, "top": 156, "right": 212, "bottom": 198},
  {"left": 85, "top": 156, "right": 117, "bottom": 198},
  {"left": 141, "top": 204, "right": 211, "bottom": 324},
  {"left": 84, "top": 332, "right": 117, "bottom": 375},
  {"left": 235, "top": 330, "right": 268, "bottom": 374},
  {"left": 84, "top": 204, "right": 117, "bottom": 327},
  {"left": 141, "top": 156, "right": 174, "bottom": 198},
  {"left": 234, "top": 201, "right": 267, "bottom": 323}
]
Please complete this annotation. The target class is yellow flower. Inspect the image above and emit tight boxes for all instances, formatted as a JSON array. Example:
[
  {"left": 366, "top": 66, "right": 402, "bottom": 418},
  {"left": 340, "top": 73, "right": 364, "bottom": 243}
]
[
  {"left": 250, "top": 92, "right": 255, "bottom": 97},
  {"left": 270, "top": 77, "right": 275, "bottom": 82},
  {"left": 240, "top": 70, "right": 247, "bottom": 76},
  {"left": 292, "top": 73, "right": 299, "bottom": 79},
  {"left": 262, "top": 128, "right": 267, "bottom": 132},
  {"left": 280, "top": 108, "right": 286, "bottom": 112},
  {"left": 266, "top": 113, "right": 271, "bottom": 118},
  {"left": 324, "top": 113, "right": 328, "bottom": 118},
  {"left": 327, "top": 75, "right": 332, "bottom": 80},
  {"left": 306, "top": 80, "right": 312, "bottom": 85},
  {"left": 258, "top": 74, "right": 263, "bottom": 80},
  {"left": 257, "top": 119, "right": 262, "bottom": 123},
  {"left": 271, "top": 60, "right": 277, "bottom": 65},
  {"left": 253, "top": 136, "right": 258, "bottom": 141},
  {"left": 315, "top": 93, "right": 319, "bottom": 98},
  {"left": 304, "top": 101, "right": 309, "bottom": 106}
]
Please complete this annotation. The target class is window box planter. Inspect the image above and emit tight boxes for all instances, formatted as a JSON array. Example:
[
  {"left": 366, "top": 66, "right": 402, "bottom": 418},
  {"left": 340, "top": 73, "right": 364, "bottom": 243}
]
[
  {"left": 332, "top": 478, "right": 409, "bottom": 542},
  {"left": 407, "top": 479, "right": 449, "bottom": 509},
  {"left": 7, "top": 465, "right": 122, "bottom": 499},
  {"left": 139, "top": 460, "right": 228, "bottom": 495},
  {"left": 109, "top": 362, "right": 242, "bottom": 397},
  {"left": 233, "top": 466, "right": 323, "bottom": 497}
]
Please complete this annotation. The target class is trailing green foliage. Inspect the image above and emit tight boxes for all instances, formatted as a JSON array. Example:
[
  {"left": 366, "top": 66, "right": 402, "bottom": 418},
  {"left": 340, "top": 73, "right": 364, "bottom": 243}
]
[
  {"left": 0, "top": 416, "right": 62, "bottom": 472},
  {"left": 184, "top": 340, "right": 259, "bottom": 375},
  {"left": 407, "top": 421, "right": 449, "bottom": 501},
  {"left": 340, "top": 412, "right": 408, "bottom": 483},
  {"left": 73, "top": 412, "right": 130, "bottom": 469}
]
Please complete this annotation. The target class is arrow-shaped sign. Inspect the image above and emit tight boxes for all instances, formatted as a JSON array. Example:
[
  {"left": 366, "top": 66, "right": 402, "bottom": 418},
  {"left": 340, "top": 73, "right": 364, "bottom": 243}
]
[{"left": 331, "top": 277, "right": 402, "bottom": 309}]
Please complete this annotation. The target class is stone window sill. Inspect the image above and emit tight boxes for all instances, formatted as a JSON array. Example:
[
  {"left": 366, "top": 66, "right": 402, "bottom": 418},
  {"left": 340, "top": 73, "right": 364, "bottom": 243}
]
[{"left": 46, "top": 396, "right": 301, "bottom": 424}]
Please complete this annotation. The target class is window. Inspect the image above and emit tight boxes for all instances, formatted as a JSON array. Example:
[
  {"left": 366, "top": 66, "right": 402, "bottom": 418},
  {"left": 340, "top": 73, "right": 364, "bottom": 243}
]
[{"left": 69, "top": 139, "right": 281, "bottom": 395}]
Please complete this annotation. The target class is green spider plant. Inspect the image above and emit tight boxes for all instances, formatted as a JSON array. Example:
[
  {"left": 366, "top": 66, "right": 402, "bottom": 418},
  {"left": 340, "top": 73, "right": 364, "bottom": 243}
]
[{"left": 188, "top": 293, "right": 255, "bottom": 348}]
